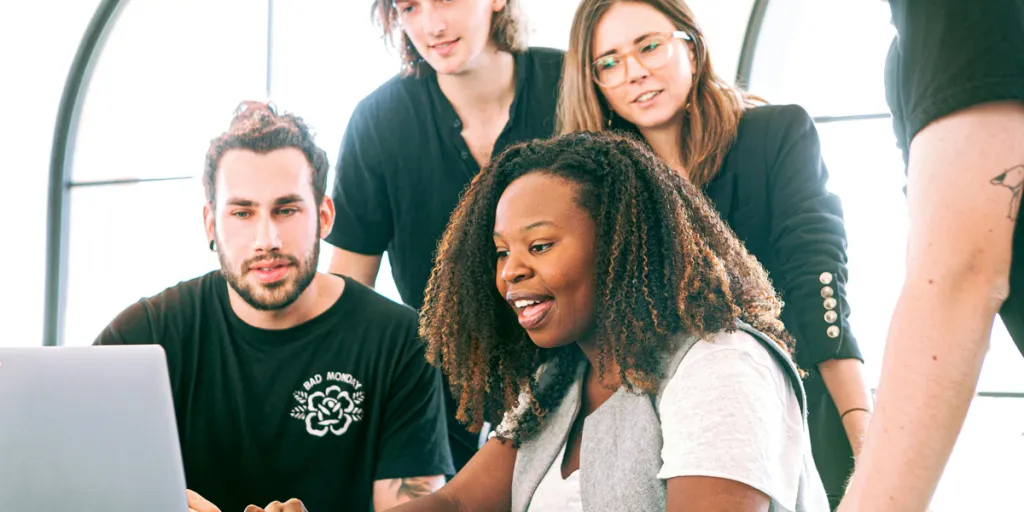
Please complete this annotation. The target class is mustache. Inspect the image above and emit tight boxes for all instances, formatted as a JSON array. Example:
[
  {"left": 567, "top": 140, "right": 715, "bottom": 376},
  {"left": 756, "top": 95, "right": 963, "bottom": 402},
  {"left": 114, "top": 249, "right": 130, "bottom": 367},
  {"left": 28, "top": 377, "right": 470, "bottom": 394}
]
[{"left": 242, "top": 253, "right": 300, "bottom": 272}]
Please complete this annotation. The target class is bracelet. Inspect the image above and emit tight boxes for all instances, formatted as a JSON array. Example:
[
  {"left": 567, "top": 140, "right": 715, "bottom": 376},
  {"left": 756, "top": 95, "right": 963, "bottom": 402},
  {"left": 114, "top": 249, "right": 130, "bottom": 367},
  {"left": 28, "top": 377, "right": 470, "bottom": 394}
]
[{"left": 840, "top": 407, "right": 871, "bottom": 421}]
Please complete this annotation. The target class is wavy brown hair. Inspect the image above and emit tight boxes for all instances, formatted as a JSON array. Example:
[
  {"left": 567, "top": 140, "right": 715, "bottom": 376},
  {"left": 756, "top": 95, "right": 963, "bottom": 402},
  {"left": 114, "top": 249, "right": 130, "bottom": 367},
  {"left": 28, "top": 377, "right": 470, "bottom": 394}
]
[
  {"left": 419, "top": 131, "right": 791, "bottom": 445},
  {"left": 371, "top": 0, "right": 527, "bottom": 76},
  {"left": 556, "top": 0, "right": 764, "bottom": 187}
]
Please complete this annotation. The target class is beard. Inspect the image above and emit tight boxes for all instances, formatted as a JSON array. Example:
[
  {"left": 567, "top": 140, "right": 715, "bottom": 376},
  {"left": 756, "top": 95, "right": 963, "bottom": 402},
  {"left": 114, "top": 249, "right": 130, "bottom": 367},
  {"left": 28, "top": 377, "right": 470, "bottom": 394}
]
[{"left": 218, "top": 240, "right": 320, "bottom": 311}]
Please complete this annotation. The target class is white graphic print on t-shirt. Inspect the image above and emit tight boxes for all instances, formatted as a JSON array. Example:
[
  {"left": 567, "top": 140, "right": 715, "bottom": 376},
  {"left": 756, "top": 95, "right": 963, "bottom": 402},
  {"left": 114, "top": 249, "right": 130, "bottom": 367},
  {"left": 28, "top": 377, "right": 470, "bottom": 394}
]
[{"left": 290, "top": 371, "right": 365, "bottom": 437}]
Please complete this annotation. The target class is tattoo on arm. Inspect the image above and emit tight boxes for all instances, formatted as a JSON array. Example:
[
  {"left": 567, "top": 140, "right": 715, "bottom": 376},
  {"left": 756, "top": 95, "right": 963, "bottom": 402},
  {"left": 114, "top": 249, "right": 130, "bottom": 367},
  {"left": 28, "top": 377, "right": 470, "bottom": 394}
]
[
  {"left": 989, "top": 165, "right": 1024, "bottom": 221},
  {"left": 389, "top": 476, "right": 442, "bottom": 501}
]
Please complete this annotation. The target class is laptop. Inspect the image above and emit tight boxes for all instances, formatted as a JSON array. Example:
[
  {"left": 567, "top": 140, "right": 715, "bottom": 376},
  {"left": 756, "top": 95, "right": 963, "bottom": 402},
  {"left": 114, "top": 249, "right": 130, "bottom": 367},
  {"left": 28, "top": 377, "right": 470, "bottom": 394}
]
[{"left": 0, "top": 345, "right": 188, "bottom": 511}]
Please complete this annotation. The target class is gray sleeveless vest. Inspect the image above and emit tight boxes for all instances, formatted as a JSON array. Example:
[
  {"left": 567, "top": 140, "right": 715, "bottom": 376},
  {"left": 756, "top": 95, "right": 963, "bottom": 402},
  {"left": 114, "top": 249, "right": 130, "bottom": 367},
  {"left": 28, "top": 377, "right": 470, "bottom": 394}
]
[{"left": 509, "top": 322, "right": 829, "bottom": 512}]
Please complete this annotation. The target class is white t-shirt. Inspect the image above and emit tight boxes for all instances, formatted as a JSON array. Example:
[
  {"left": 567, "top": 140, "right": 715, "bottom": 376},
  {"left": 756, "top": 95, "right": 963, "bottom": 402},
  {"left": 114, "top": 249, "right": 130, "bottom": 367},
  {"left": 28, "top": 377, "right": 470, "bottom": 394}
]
[
  {"left": 523, "top": 329, "right": 805, "bottom": 510},
  {"left": 657, "top": 329, "right": 805, "bottom": 510}
]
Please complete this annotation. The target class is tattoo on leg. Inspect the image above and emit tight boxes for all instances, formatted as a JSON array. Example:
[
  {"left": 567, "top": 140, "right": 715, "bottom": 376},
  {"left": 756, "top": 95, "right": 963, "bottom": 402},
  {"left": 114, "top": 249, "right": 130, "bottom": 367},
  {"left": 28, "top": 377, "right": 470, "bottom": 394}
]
[
  {"left": 990, "top": 165, "right": 1024, "bottom": 221},
  {"left": 390, "top": 476, "right": 440, "bottom": 500}
]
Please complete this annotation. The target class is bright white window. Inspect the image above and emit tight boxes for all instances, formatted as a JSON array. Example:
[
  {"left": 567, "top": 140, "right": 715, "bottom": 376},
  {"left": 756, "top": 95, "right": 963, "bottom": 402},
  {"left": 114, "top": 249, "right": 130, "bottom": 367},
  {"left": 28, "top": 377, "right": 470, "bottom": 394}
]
[
  {"left": 62, "top": 0, "right": 266, "bottom": 345},
  {"left": 2, "top": 0, "right": 101, "bottom": 347}
]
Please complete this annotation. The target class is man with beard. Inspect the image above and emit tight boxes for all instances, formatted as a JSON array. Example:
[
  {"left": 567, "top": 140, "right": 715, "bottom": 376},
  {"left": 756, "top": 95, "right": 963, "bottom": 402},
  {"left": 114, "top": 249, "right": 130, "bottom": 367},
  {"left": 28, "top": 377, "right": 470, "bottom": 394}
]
[{"left": 94, "top": 101, "right": 453, "bottom": 512}]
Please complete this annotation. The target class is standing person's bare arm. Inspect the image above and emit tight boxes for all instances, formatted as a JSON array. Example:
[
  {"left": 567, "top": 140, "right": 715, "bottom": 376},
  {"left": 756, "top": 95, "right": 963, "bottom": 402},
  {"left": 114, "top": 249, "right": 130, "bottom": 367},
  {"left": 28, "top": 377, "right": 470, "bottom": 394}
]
[
  {"left": 328, "top": 247, "right": 382, "bottom": 288},
  {"left": 841, "top": 101, "right": 1024, "bottom": 511}
]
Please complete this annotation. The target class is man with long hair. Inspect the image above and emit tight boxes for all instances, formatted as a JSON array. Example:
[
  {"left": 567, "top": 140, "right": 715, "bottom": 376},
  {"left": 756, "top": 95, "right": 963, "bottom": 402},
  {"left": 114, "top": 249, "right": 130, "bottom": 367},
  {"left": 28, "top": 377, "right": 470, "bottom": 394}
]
[{"left": 325, "top": 0, "right": 564, "bottom": 471}]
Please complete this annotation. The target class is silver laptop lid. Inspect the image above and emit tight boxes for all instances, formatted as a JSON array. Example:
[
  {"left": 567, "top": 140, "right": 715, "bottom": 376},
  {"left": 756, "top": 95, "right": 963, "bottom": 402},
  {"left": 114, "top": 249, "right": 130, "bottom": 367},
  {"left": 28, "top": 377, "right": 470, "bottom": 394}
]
[{"left": 0, "top": 345, "right": 187, "bottom": 512}]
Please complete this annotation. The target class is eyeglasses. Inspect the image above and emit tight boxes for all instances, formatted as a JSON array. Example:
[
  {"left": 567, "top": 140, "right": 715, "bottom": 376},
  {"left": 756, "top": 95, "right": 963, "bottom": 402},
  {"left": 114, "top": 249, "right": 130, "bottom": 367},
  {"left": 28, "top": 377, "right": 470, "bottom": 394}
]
[{"left": 591, "top": 31, "right": 693, "bottom": 88}]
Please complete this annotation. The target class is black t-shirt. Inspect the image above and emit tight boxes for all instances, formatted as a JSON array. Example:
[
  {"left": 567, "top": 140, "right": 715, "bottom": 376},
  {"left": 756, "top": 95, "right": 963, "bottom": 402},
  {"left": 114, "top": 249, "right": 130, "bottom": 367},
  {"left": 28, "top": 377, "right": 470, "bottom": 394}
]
[
  {"left": 326, "top": 47, "right": 564, "bottom": 311},
  {"left": 94, "top": 272, "right": 453, "bottom": 512},
  {"left": 885, "top": 0, "right": 1024, "bottom": 353},
  {"left": 326, "top": 46, "right": 564, "bottom": 470}
]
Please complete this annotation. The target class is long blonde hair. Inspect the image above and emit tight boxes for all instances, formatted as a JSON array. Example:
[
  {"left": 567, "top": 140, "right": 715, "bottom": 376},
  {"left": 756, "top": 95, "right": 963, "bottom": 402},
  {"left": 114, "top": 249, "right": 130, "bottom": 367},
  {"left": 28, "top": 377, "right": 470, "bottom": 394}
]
[{"left": 556, "top": 0, "right": 763, "bottom": 187}]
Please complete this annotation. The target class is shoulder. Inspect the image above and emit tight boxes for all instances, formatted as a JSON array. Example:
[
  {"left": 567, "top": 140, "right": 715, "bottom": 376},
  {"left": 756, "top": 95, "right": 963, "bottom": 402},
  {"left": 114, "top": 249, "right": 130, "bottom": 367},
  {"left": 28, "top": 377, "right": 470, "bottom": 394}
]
[
  {"left": 145, "top": 272, "right": 219, "bottom": 324},
  {"left": 137, "top": 272, "right": 215, "bottom": 320},
  {"left": 658, "top": 330, "right": 810, "bottom": 512},
  {"left": 888, "top": 0, "right": 1024, "bottom": 146},
  {"left": 337, "top": 277, "right": 421, "bottom": 336},
  {"left": 663, "top": 329, "right": 795, "bottom": 413},
  {"left": 349, "top": 73, "right": 428, "bottom": 127},
  {"left": 524, "top": 46, "right": 565, "bottom": 65},
  {"left": 889, "top": 0, "right": 1023, "bottom": 43},
  {"left": 98, "top": 272, "right": 217, "bottom": 344},
  {"left": 738, "top": 104, "right": 814, "bottom": 136},
  {"left": 523, "top": 46, "right": 565, "bottom": 83},
  {"left": 340, "top": 75, "right": 429, "bottom": 170},
  {"left": 731, "top": 104, "right": 820, "bottom": 172},
  {"left": 679, "top": 329, "right": 787, "bottom": 375}
]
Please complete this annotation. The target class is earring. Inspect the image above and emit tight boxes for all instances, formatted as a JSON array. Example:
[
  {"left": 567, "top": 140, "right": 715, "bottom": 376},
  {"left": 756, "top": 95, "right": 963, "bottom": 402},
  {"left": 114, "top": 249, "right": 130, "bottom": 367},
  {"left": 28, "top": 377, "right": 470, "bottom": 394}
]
[
  {"left": 209, "top": 240, "right": 216, "bottom": 252},
  {"left": 606, "top": 112, "right": 613, "bottom": 129}
]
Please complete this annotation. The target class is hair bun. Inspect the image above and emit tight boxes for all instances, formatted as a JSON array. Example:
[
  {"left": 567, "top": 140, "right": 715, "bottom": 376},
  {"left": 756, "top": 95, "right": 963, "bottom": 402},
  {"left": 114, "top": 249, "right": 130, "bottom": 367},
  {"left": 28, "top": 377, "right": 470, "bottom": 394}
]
[{"left": 229, "top": 100, "right": 278, "bottom": 131}]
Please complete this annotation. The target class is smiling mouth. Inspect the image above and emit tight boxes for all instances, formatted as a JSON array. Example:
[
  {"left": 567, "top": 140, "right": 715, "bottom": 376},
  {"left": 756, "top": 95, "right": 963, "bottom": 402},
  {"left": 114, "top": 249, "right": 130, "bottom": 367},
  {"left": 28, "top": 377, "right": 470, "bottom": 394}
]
[
  {"left": 633, "top": 90, "right": 662, "bottom": 103},
  {"left": 509, "top": 298, "right": 554, "bottom": 329},
  {"left": 431, "top": 38, "right": 460, "bottom": 52}
]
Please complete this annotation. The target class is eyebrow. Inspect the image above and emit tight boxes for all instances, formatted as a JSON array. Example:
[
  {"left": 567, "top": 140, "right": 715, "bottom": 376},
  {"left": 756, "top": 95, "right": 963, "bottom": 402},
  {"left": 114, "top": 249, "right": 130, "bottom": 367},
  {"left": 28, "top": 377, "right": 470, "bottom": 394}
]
[
  {"left": 493, "top": 220, "right": 555, "bottom": 238},
  {"left": 594, "top": 32, "right": 663, "bottom": 60},
  {"left": 225, "top": 194, "right": 305, "bottom": 208}
]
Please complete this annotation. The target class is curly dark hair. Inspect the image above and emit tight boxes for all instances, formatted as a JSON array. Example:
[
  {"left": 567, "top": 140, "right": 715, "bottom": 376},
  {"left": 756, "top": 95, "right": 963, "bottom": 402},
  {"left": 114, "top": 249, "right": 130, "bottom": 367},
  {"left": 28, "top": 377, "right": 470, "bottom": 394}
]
[
  {"left": 203, "top": 100, "right": 330, "bottom": 208},
  {"left": 420, "top": 131, "right": 793, "bottom": 445}
]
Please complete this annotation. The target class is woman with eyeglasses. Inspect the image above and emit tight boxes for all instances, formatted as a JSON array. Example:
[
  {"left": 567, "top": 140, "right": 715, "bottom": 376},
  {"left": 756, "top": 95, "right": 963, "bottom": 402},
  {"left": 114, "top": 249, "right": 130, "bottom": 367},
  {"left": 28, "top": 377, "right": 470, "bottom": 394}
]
[{"left": 556, "top": 1, "right": 872, "bottom": 508}]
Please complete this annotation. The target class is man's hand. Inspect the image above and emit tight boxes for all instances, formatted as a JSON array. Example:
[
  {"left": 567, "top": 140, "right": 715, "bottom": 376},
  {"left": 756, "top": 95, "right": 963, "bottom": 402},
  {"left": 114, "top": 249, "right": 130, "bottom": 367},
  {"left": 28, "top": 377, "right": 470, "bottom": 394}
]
[
  {"left": 243, "top": 498, "right": 308, "bottom": 512},
  {"left": 186, "top": 489, "right": 220, "bottom": 512}
]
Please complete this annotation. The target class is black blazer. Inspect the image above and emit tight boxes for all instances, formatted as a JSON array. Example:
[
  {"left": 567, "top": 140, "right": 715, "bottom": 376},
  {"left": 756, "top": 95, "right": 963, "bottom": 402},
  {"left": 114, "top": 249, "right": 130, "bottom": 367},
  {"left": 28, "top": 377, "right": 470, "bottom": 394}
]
[
  {"left": 704, "top": 104, "right": 862, "bottom": 370},
  {"left": 701, "top": 104, "right": 860, "bottom": 507}
]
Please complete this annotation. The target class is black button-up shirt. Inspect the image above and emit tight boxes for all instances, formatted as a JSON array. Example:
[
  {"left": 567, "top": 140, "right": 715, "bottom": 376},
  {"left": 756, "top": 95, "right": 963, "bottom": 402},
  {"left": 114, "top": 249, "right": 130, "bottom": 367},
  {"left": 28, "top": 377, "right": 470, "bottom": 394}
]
[
  {"left": 328, "top": 47, "right": 564, "bottom": 311},
  {"left": 326, "top": 47, "right": 565, "bottom": 470}
]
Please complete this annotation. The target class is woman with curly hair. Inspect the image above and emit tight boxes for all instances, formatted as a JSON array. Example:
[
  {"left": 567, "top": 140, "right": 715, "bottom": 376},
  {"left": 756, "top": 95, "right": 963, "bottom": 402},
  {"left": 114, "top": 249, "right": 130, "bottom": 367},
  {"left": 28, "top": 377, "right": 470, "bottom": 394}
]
[{"left": 391, "top": 131, "right": 828, "bottom": 512}]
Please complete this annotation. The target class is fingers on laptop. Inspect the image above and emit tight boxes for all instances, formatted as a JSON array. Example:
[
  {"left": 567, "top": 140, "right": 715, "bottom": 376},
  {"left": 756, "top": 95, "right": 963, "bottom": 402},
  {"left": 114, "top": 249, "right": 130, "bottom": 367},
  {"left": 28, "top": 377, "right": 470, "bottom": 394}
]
[
  {"left": 186, "top": 489, "right": 220, "bottom": 512},
  {"left": 245, "top": 498, "right": 307, "bottom": 512}
]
